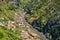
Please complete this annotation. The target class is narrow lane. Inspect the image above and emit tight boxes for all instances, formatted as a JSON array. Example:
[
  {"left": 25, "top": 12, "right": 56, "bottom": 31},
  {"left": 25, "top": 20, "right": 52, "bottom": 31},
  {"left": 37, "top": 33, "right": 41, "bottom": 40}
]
[{"left": 19, "top": 9, "right": 48, "bottom": 40}]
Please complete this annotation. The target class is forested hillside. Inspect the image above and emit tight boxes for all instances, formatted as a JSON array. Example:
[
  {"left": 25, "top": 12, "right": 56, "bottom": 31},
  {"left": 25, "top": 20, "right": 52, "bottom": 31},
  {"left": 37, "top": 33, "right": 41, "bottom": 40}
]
[
  {"left": 0, "top": 0, "right": 60, "bottom": 40},
  {"left": 18, "top": 0, "right": 60, "bottom": 40},
  {"left": 0, "top": 0, "right": 22, "bottom": 40},
  {"left": 0, "top": 0, "right": 42, "bottom": 40},
  {"left": 21, "top": 0, "right": 60, "bottom": 40}
]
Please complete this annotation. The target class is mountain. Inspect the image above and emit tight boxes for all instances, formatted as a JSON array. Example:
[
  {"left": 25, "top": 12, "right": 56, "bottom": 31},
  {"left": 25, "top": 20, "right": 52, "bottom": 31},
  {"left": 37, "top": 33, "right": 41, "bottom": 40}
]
[
  {"left": 23, "top": 0, "right": 60, "bottom": 40},
  {"left": 0, "top": 1, "right": 42, "bottom": 40},
  {"left": 0, "top": 0, "right": 60, "bottom": 40}
]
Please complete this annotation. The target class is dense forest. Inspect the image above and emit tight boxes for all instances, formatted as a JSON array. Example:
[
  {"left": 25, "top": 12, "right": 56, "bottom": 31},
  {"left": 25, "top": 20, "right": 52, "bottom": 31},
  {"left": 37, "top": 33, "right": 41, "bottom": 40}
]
[
  {"left": 0, "top": 0, "right": 60, "bottom": 40},
  {"left": 19, "top": 0, "right": 60, "bottom": 40},
  {"left": 22, "top": 0, "right": 60, "bottom": 40}
]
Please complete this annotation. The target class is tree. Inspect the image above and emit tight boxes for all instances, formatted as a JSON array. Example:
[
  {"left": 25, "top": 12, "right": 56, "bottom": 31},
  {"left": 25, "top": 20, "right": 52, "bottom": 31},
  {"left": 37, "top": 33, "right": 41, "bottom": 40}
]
[{"left": 21, "top": 0, "right": 60, "bottom": 40}]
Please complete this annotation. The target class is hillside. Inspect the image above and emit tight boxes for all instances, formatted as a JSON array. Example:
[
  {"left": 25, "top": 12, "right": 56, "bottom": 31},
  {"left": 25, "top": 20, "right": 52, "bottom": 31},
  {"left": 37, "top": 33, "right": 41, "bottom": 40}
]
[
  {"left": 0, "top": 0, "right": 60, "bottom": 40},
  {"left": 0, "top": 1, "right": 42, "bottom": 40},
  {"left": 24, "top": 0, "right": 60, "bottom": 40}
]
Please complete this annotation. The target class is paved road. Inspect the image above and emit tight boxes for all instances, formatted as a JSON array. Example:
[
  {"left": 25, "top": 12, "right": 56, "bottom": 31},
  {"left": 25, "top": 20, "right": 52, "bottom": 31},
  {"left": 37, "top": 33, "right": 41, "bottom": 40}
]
[{"left": 19, "top": 9, "right": 48, "bottom": 40}]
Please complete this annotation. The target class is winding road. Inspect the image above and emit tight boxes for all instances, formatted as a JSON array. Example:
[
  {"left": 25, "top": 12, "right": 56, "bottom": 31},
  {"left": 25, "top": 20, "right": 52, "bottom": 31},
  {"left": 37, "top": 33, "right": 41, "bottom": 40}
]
[{"left": 19, "top": 9, "right": 48, "bottom": 40}]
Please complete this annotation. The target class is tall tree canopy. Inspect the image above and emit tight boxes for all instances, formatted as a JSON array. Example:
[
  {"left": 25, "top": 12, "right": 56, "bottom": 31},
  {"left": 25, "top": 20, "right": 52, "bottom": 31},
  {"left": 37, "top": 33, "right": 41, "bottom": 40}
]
[{"left": 19, "top": 0, "right": 60, "bottom": 40}]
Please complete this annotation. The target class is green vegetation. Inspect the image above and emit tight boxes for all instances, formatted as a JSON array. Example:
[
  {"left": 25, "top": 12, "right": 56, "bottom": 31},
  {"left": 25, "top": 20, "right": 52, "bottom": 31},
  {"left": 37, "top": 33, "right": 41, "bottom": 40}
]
[
  {"left": 0, "top": 26, "right": 22, "bottom": 40},
  {"left": 0, "top": 1, "right": 22, "bottom": 40},
  {"left": 19, "top": 0, "right": 60, "bottom": 40},
  {"left": 0, "top": 0, "right": 60, "bottom": 40},
  {"left": 0, "top": 1, "right": 19, "bottom": 21}
]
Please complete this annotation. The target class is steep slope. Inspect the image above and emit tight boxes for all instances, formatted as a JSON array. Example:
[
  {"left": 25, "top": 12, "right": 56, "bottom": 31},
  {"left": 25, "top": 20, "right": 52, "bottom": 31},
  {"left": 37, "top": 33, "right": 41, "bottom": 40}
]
[{"left": 0, "top": 1, "right": 42, "bottom": 40}]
